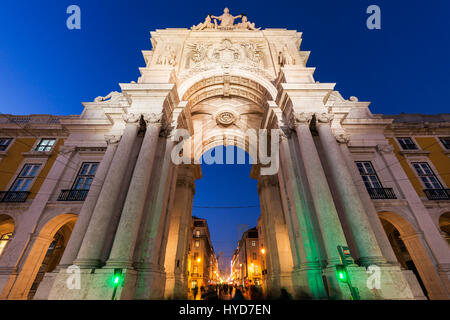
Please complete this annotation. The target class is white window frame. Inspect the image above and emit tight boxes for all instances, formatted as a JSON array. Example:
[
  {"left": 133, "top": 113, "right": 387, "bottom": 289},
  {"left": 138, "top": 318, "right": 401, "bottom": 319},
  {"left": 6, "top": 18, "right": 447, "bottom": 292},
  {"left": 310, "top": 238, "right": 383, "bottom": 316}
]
[
  {"left": 396, "top": 137, "right": 419, "bottom": 150},
  {"left": 71, "top": 162, "right": 99, "bottom": 190},
  {"left": 438, "top": 136, "right": 450, "bottom": 150},
  {"left": 5, "top": 158, "right": 46, "bottom": 192},
  {"left": 411, "top": 162, "right": 445, "bottom": 190},
  {"left": 0, "top": 138, "right": 13, "bottom": 152},
  {"left": 34, "top": 138, "right": 57, "bottom": 152},
  {"left": 355, "top": 161, "right": 384, "bottom": 189},
  {"left": 8, "top": 163, "right": 42, "bottom": 192}
]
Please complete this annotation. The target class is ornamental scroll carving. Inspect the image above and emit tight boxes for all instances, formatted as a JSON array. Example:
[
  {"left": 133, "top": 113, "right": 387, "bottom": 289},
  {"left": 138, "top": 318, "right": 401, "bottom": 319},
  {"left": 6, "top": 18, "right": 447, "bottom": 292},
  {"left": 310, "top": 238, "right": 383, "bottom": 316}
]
[
  {"left": 215, "top": 110, "right": 238, "bottom": 126},
  {"left": 184, "top": 38, "right": 269, "bottom": 79}
]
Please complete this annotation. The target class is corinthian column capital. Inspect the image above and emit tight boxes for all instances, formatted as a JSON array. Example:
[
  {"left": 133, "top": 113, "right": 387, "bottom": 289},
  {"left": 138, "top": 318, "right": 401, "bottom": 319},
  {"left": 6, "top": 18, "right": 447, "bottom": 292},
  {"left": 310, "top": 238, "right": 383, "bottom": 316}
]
[
  {"left": 59, "top": 145, "right": 76, "bottom": 155},
  {"left": 122, "top": 113, "right": 141, "bottom": 124},
  {"left": 336, "top": 133, "right": 350, "bottom": 144},
  {"left": 289, "top": 112, "right": 314, "bottom": 129},
  {"left": 104, "top": 135, "right": 121, "bottom": 145},
  {"left": 376, "top": 143, "right": 394, "bottom": 154},
  {"left": 315, "top": 112, "right": 334, "bottom": 124},
  {"left": 143, "top": 112, "right": 164, "bottom": 125}
]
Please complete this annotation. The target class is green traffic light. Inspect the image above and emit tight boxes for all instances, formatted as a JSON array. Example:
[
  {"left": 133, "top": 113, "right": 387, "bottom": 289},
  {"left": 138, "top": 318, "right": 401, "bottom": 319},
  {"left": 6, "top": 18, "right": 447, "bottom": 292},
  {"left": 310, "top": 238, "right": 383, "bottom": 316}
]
[
  {"left": 335, "top": 265, "right": 348, "bottom": 282},
  {"left": 111, "top": 271, "right": 123, "bottom": 287}
]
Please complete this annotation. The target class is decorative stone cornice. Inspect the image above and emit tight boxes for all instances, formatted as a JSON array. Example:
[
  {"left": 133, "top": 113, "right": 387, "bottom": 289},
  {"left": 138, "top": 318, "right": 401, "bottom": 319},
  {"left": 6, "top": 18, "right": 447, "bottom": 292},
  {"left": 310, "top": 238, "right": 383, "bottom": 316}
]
[
  {"left": 104, "top": 135, "right": 121, "bottom": 145},
  {"left": 376, "top": 143, "right": 394, "bottom": 154}
]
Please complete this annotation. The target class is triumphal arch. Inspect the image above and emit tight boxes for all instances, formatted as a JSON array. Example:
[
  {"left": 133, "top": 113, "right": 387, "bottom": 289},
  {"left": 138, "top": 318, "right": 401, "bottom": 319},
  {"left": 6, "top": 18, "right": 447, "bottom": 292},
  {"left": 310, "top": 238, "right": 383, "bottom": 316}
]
[{"left": 8, "top": 8, "right": 447, "bottom": 300}]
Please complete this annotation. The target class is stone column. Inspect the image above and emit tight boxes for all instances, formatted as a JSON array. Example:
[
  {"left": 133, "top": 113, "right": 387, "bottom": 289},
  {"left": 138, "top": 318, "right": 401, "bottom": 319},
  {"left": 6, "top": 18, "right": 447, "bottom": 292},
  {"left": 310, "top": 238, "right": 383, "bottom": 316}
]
[
  {"left": 57, "top": 136, "right": 119, "bottom": 268},
  {"left": 257, "top": 174, "right": 294, "bottom": 295},
  {"left": 106, "top": 113, "right": 163, "bottom": 268},
  {"left": 291, "top": 112, "right": 350, "bottom": 266},
  {"left": 278, "top": 137, "right": 326, "bottom": 298},
  {"left": 134, "top": 139, "right": 176, "bottom": 299},
  {"left": 376, "top": 143, "right": 450, "bottom": 296},
  {"left": 74, "top": 114, "right": 140, "bottom": 268},
  {"left": 164, "top": 165, "right": 196, "bottom": 299},
  {"left": 401, "top": 232, "right": 449, "bottom": 300},
  {"left": 0, "top": 146, "right": 76, "bottom": 299},
  {"left": 315, "top": 113, "right": 386, "bottom": 266},
  {"left": 337, "top": 137, "right": 399, "bottom": 265}
]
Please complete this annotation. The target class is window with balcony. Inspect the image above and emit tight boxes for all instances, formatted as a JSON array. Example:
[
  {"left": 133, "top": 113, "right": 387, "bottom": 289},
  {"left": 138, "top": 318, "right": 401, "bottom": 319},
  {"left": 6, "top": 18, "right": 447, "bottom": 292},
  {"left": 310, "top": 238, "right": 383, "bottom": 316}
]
[
  {"left": 0, "top": 138, "right": 12, "bottom": 151},
  {"left": 355, "top": 161, "right": 396, "bottom": 199},
  {"left": 412, "top": 162, "right": 449, "bottom": 200},
  {"left": 35, "top": 138, "right": 56, "bottom": 152},
  {"left": 58, "top": 162, "right": 98, "bottom": 201},
  {"left": 439, "top": 137, "right": 450, "bottom": 150},
  {"left": 2, "top": 164, "right": 40, "bottom": 202},
  {"left": 397, "top": 137, "right": 418, "bottom": 150}
]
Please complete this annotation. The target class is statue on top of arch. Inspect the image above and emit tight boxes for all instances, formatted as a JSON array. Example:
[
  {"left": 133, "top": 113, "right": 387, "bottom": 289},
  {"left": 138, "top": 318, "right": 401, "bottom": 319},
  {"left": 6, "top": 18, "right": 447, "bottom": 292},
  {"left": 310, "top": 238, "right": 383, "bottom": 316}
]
[{"left": 191, "top": 8, "right": 260, "bottom": 31}]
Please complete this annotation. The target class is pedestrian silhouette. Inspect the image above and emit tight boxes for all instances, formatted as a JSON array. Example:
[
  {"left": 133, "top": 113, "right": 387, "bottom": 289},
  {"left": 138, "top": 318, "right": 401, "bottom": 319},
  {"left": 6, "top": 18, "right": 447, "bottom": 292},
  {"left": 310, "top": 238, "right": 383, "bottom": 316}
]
[
  {"left": 233, "top": 288, "right": 245, "bottom": 300},
  {"left": 279, "top": 288, "right": 292, "bottom": 300}
]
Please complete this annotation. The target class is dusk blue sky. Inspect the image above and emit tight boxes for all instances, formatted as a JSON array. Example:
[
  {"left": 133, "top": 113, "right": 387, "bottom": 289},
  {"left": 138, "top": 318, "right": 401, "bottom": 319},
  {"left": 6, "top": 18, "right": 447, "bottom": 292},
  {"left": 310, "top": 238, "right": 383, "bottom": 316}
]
[{"left": 1, "top": 1, "right": 449, "bottom": 271}]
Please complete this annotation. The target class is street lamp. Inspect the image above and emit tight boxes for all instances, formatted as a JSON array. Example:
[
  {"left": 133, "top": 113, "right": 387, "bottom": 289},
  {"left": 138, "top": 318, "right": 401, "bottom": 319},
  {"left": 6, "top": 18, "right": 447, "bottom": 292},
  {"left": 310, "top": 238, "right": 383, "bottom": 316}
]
[
  {"left": 197, "top": 257, "right": 201, "bottom": 263},
  {"left": 261, "top": 248, "right": 265, "bottom": 255}
]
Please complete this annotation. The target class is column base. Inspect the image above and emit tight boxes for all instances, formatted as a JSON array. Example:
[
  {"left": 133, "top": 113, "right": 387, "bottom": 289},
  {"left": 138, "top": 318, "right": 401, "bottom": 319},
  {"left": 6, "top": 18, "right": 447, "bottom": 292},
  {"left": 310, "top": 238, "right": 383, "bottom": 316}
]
[
  {"left": 437, "top": 263, "right": 450, "bottom": 297},
  {"left": 72, "top": 258, "right": 103, "bottom": 269},
  {"left": 291, "top": 265, "right": 328, "bottom": 299},
  {"left": 265, "top": 272, "right": 294, "bottom": 299},
  {"left": 322, "top": 264, "right": 416, "bottom": 300},
  {"left": 164, "top": 273, "right": 187, "bottom": 299},
  {"left": 357, "top": 256, "right": 388, "bottom": 267},
  {"left": 402, "top": 269, "right": 427, "bottom": 300},
  {"left": 105, "top": 259, "right": 133, "bottom": 269},
  {"left": 134, "top": 268, "right": 166, "bottom": 300},
  {"left": 44, "top": 267, "right": 139, "bottom": 300}
]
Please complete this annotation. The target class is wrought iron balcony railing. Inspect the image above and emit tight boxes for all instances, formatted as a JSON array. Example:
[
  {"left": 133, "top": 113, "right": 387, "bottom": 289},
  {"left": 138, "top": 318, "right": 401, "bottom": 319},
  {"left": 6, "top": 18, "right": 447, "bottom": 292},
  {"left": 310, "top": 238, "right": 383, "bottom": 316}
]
[
  {"left": 57, "top": 189, "right": 89, "bottom": 201},
  {"left": 367, "top": 188, "right": 397, "bottom": 200},
  {"left": 0, "top": 191, "right": 30, "bottom": 202},
  {"left": 424, "top": 189, "right": 450, "bottom": 200}
]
